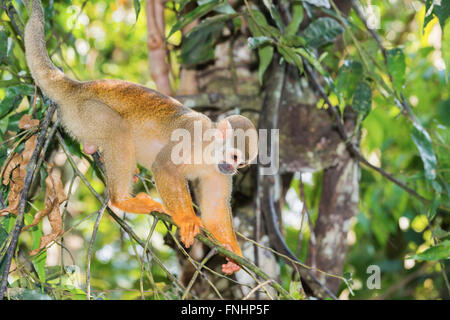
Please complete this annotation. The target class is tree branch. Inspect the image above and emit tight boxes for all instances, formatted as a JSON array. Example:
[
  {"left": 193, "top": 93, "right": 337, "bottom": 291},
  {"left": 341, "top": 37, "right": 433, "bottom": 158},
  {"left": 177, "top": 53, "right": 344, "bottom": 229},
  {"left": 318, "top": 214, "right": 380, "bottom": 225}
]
[
  {"left": 0, "top": 102, "right": 57, "bottom": 300},
  {"left": 146, "top": 0, "right": 172, "bottom": 95}
]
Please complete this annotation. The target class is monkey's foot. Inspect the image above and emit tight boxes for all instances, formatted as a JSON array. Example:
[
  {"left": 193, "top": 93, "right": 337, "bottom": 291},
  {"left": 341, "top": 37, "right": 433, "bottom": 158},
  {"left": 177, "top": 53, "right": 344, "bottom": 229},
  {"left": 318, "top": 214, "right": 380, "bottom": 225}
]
[
  {"left": 112, "top": 193, "right": 165, "bottom": 214},
  {"left": 222, "top": 260, "right": 241, "bottom": 275},
  {"left": 222, "top": 244, "right": 241, "bottom": 275},
  {"left": 174, "top": 215, "right": 204, "bottom": 248}
]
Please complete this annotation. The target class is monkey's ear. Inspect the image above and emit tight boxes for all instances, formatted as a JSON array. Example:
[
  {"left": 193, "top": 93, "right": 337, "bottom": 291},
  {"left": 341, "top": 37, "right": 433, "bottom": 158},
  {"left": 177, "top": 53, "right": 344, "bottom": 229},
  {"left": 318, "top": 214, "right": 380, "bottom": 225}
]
[{"left": 217, "top": 119, "right": 232, "bottom": 140}]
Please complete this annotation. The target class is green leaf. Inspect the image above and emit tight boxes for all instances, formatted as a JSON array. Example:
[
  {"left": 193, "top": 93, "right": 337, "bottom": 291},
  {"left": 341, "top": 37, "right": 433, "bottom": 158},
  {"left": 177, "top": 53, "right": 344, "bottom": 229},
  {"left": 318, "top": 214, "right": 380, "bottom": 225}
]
[
  {"left": 352, "top": 81, "right": 372, "bottom": 119},
  {"left": 180, "top": 21, "right": 224, "bottom": 65},
  {"left": 336, "top": 60, "right": 363, "bottom": 101},
  {"left": 168, "top": 0, "right": 222, "bottom": 38},
  {"left": 0, "top": 221, "right": 9, "bottom": 276},
  {"left": 411, "top": 122, "right": 437, "bottom": 181},
  {"left": 295, "top": 47, "right": 325, "bottom": 75},
  {"left": 303, "top": 0, "right": 330, "bottom": 9},
  {"left": 286, "top": 1, "right": 304, "bottom": 36},
  {"left": 263, "top": 0, "right": 284, "bottom": 31},
  {"left": 280, "top": 34, "right": 306, "bottom": 47},
  {"left": 258, "top": 45, "right": 274, "bottom": 84},
  {"left": 386, "top": 48, "right": 406, "bottom": 92},
  {"left": 437, "top": 99, "right": 450, "bottom": 127},
  {"left": 427, "top": 195, "right": 440, "bottom": 222},
  {"left": 246, "top": 10, "right": 280, "bottom": 38},
  {"left": 277, "top": 45, "right": 303, "bottom": 74},
  {"left": 408, "top": 240, "right": 450, "bottom": 261},
  {"left": 0, "top": 116, "right": 8, "bottom": 134},
  {"left": 33, "top": 252, "right": 47, "bottom": 286},
  {"left": 133, "top": 0, "right": 141, "bottom": 21},
  {"left": 248, "top": 36, "right": 273, "bottom": 49},
  {"left": 302, "top": 17, "right": 344, "bottom": 48},
  {"left": 0, "top": 27, "right": 9, "bottom": 64},
  {"left": 434, "top": 0, "right": 450, "bottom": 29},
  {"left": 423, "top": 0, "right": 434, "bottom": 30}
]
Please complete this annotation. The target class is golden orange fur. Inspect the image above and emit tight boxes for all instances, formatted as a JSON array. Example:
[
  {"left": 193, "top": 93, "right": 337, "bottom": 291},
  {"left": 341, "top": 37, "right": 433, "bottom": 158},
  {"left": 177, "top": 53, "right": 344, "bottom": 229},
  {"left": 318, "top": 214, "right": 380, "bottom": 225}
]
[{"left": 24, "top": 0, "right": 257, "bottom": 274}]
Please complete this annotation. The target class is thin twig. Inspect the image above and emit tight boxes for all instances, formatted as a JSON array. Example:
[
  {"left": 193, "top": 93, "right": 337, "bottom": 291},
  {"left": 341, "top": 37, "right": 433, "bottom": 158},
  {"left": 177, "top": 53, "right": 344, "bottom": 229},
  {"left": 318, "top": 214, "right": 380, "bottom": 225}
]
[
  {"left": 86, "top": 194, "right": 109, "bottom": 300},
  {"left": 55, "top": 131, "right": 191, "bottom": 297},
  {"left": 243, "top": 279, "right": 274, "bottom": 300},
  {"left": 181, "top": 247, "right": 218, "bottom": 300}
]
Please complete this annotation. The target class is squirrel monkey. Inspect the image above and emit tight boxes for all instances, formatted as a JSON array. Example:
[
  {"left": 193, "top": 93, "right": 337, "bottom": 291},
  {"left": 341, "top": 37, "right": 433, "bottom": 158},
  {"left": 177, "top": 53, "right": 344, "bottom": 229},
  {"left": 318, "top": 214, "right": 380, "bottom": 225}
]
[{"left": 23, "top": 0, "right": 258, "bottom": 274}]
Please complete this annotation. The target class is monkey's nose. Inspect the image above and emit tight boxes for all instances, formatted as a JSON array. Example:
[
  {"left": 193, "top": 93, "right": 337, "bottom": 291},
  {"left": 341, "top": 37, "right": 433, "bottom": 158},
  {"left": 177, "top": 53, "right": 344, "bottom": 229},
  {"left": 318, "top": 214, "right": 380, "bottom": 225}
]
[{"left": 218, "top": 162, "right": 237, "bottom": 175}]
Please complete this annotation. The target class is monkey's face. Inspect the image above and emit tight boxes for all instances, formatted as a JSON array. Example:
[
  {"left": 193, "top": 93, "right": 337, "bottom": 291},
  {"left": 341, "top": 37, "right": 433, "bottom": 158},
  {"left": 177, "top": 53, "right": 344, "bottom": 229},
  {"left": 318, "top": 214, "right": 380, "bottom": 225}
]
[
  {"left": 214, "top": 115, "right": 258, "bottom": 176},
  {"left": 217, "top": 148, "right": 245, "bottom": 175}
]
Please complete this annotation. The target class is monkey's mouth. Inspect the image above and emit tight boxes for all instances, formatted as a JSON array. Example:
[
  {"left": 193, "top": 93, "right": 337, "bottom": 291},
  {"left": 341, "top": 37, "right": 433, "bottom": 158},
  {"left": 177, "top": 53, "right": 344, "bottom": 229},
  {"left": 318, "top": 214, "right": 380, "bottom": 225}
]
[{"left": 217, "top": 162, "right": 237, "bottom": 175}]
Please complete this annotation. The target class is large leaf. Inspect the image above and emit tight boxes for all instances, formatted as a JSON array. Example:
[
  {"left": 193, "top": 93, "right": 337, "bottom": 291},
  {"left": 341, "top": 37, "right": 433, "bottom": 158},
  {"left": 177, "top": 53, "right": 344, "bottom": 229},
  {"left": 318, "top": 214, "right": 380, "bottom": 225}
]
[
  {"left": 257, "top": 46, "right": 274, "bottom": 85},
  {"left": 411, "top": 123, "right": 437, "bottom": 181},
  {"left": 352, "top": 81, "right": 372, "bottom": 119},
  {"left": 336, "top": 60, "right": 363, "bottom": 101},
  {"left": 24, "top": 213, "right": 47, "bottom": 285},
  {"left": 408, "top": 240, "right": 450, "bottom": 261},
  {"left": 180, "top": 21, "right": 224, "bottom": 65},
  {"left": 302, "top": 17, "right": 344, "bottom": 48},
  {"left": 386, "top": 48, "right": 406, "bottom": 93},
  {"left": 286, "top": 1, "right": 304, "bottom": 36}
]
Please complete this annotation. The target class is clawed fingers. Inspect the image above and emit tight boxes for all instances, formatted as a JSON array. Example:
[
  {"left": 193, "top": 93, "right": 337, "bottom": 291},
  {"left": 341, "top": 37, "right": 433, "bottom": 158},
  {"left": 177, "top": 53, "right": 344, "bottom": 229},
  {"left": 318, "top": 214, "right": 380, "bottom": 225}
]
[{"left": 179, "top": 218, "right": 203, "bottom": 248}]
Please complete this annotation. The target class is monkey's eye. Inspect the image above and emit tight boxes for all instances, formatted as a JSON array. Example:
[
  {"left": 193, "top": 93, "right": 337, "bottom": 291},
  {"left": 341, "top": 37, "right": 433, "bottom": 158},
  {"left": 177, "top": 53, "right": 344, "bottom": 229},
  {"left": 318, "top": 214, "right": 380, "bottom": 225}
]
[{"left": 232, "top": 154, "right": 239, "bottom": 162}]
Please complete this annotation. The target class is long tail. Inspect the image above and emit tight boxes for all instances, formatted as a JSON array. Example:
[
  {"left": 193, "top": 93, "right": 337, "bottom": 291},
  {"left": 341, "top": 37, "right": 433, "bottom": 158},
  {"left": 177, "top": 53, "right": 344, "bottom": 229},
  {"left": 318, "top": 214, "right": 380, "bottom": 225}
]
[{"left": 24, "top": 0, "right": 79, "bottom": 103}]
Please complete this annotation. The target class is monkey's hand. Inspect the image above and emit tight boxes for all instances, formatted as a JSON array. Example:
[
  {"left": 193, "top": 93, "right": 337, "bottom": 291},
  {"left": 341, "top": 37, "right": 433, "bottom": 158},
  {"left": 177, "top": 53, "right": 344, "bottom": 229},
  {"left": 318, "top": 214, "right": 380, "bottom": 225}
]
[
  {"left": 172, "top": 215, "right": 204, "bottom": 248},
  {"left": 221, "top": 244, "right": 241, "bottom": 275},
  {"left": 112, "top": 193, "right": 165, "bottom": 214}
]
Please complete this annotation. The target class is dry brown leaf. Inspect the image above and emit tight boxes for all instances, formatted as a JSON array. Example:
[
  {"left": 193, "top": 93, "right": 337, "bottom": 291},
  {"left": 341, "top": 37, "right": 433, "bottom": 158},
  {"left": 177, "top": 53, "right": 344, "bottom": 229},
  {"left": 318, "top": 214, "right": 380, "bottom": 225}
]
[
  {"left": 0, "top": 135, "right": 38, "bottom": 216},
  {"left": 2, "top": 153, "right": 21, "bottom": 185},
  {"left": 21, "top": 135, "right": 37, "bottom": 165},
  {"left": 29, "top": 199, "right": 62, "bottom": 256},
  {"left": 18, "top": 114, "right": 40, "bottom": 129},
  {"left": 24, "top": 165, "right": 66, "bottom": 256},
  {"left": 0, "top": 156, "right": 26, "bottom": 216}
]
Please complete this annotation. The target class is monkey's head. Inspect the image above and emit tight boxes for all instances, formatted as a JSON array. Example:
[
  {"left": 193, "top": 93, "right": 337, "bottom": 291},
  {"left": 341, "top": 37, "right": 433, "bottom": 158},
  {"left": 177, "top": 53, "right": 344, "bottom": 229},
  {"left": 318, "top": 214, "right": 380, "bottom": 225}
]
[{"left": 214, "top": 115, "right": 258, "bottom": 175}]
